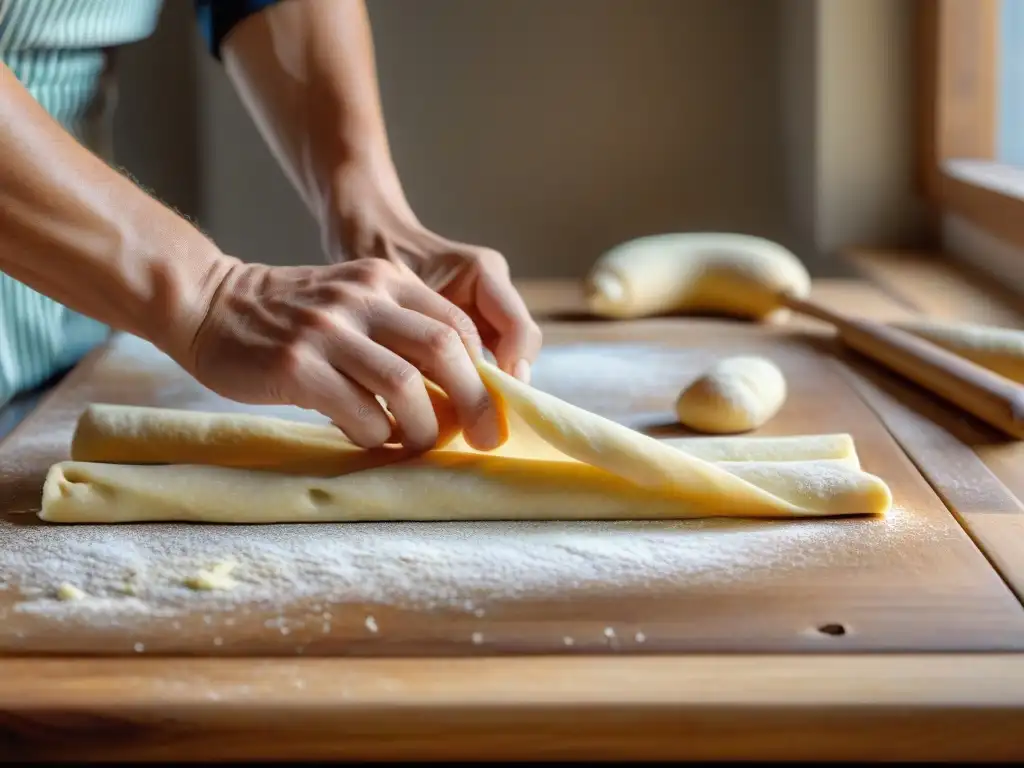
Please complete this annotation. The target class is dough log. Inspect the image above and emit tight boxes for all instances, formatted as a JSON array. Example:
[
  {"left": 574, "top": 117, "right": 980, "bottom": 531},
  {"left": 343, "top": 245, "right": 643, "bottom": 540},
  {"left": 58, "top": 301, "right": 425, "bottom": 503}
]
[
  {"left": 71, "top": 379, "right": 465, "bottom": 475},
  {"left": 42, "top": 456, "right": 888, "bottom": 524},
  {"left": 42, "top": 362, "right": 891, "bottom": 524},
  {"left": 675, "top": 356, "right": 787, "bottom": 434},
  {"left": 584, "top": 233, "right": 811, "bottom": 321}
]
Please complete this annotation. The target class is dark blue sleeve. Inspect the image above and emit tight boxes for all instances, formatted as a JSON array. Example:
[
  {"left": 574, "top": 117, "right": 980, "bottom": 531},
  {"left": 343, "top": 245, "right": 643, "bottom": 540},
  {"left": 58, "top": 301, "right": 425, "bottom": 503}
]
[{"left": 195, "top": 0, "right": 287, "bottom": 60}]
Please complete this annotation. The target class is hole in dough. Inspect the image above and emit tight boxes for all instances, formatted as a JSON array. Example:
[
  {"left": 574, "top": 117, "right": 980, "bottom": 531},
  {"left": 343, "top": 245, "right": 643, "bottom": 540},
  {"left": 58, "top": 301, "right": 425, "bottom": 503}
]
[{"left": 308, "top": 488, "right": 333, "bottom": 505}]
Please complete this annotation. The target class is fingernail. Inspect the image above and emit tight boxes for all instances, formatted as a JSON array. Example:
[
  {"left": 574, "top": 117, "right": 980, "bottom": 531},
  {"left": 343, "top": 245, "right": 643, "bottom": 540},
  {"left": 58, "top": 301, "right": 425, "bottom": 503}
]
[{"left": 514, "top": 358, "right": 531, "bottom": 384}]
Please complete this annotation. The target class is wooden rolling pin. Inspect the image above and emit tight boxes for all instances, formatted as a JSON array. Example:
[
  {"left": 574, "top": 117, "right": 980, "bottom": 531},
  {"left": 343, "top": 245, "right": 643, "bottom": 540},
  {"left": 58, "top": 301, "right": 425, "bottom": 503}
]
[
  {"left": 782, "top": 295, "right": 1024, "bottom": 439},
  {"left": 585, "top": 233, "right": 1024, "bottom": 439}
]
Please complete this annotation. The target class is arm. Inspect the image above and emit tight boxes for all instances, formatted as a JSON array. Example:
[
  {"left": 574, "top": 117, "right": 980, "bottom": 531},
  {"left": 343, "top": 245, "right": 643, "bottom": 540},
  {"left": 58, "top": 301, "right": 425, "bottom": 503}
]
[
  {"left": 0, "top": 62, "right": 501, "bottom": 452},
  {"left": 0, "top": 64, "right": 233, "bottom": 365},
  {"left": 216, "top": 0, "right": 542, "bottom": 380}
]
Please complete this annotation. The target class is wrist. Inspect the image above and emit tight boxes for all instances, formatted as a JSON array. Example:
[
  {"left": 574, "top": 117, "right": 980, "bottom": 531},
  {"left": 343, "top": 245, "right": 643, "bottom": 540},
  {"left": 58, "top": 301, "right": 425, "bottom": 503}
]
[
  {"left": 320, "top": 155, "right": 425, "bottom": 266},
  {"left": 146, "top": 246, "right": 241, "bottom": 371},
  {"left": 118, "top": 210, "right": 241, "bottom": 367}
]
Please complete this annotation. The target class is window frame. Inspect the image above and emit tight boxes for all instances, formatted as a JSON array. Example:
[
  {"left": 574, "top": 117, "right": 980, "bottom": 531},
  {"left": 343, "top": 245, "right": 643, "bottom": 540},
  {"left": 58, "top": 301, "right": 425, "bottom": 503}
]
[{"left": 917, "top": 0, "right": 1024, "bottom": 253}]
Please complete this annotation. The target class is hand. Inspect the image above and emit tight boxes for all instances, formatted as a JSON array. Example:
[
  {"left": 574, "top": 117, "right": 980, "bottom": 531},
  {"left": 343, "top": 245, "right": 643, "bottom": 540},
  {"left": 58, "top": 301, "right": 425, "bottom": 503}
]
[
  {"left": 182, "top": 257, "right": 505, "bottom": 453},
  {"left": 321, "top": 161, "right": 543, "bottom": 382}
]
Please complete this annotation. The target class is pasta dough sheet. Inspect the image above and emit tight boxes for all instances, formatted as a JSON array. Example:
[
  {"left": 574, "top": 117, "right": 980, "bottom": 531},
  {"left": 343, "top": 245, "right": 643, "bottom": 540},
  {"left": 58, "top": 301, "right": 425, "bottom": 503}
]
[
  {"left": 42, "top": 362, "right": 891, "bottom": 524},
  {"left": 42, "top": 457, "right": 886, "bottom": 524},
  {"left": 70, "top": 379, "right": 463, "bottom": 475}
]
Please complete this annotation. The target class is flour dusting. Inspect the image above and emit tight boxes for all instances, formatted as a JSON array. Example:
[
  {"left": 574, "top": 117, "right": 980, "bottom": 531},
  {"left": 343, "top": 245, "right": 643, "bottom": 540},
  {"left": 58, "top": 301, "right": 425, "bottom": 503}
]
[
  {"left": 0, "top": 335, "right": 958, "bottom": 648},
  {"left": 0, "top": 505, "right": 945, "bottom": 633}
]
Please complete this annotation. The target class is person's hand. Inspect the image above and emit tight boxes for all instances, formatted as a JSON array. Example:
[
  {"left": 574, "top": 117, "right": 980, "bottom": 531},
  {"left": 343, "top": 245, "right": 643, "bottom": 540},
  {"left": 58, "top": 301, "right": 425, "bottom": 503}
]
[
  {"left": 320, "top": 160, "right": 543, "bottom": 383},
  {"left": 180, "top": 257, "right": 505, "bottom": 453}
]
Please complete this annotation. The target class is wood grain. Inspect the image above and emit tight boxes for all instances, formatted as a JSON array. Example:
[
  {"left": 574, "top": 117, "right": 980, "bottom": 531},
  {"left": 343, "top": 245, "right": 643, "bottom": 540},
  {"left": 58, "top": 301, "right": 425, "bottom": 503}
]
[
  {"left": 916, "top": 0, "right": 1024, "bottom": 251},
  {"left": 917, "top": 0, "right": 998, "bottom": 196},
  {"left": 849, "top": 248, "right": 1024, "bottom": 327},
  {"left": 2, "top": 310, "right": 1023, "bottom": 655},
  {"left": 2, "top": 277, "right": 1024, "bottom": 760},
  {"left": 840, "top": 349, "right": 1024, "bottom": 603},
  {"left": 848, "top": 249, "right": 1024, "bottom": 599},
  {"left": 933, "top": 0, "right": 998, "bottom": 163},
  {"left": 2, "top": 655, "right": 1024, "bottom": 760}
]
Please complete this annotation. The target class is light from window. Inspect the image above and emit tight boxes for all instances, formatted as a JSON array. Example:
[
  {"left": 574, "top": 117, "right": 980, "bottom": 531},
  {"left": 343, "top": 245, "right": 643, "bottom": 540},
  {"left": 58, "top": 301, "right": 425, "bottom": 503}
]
[{"left": 998, "top": 0, "right": 1024, "bottom": 165}]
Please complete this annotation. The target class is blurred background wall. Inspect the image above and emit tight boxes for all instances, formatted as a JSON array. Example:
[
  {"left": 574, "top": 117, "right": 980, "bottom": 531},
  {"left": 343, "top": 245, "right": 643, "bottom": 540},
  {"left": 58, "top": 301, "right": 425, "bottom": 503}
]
[{"left": 113, "top": 0, "right": 932, "bottom": 279}]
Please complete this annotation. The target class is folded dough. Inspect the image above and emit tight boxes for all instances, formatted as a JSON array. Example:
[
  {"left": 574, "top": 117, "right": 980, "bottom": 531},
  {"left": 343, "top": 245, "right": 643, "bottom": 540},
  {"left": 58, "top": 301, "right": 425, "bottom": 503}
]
[{"left": 42, "top": 362, "right": 891, "bottom": 524}]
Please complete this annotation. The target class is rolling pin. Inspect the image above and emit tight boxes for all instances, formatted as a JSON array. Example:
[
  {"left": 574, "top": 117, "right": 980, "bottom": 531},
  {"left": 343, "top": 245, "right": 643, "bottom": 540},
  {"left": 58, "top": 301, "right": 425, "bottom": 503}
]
[
  {"left": 584, "top": 233, "right": 1024, "bottom": 440},
  {"left": 890, "top": 319, "right": 1024, "bottom": 385},
  {"left": 782, "top": 295, "right": 1024, "bottom": 439}
]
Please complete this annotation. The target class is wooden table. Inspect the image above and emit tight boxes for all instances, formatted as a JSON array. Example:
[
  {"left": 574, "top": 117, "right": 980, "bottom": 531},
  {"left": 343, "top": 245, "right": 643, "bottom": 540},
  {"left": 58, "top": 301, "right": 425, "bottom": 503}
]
[{"left": 2, "top": 274, "right": 1024, "bottom": 761}]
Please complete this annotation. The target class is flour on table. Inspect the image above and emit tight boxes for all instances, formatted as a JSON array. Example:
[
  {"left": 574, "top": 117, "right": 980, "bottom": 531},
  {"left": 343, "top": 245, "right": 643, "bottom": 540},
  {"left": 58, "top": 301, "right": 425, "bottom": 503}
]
[
  {"left": 0, "top": 505, "right": 944, "bottom": 634},
  {"left": 0, "top": 335, "right": 953, "bottom": 640}
]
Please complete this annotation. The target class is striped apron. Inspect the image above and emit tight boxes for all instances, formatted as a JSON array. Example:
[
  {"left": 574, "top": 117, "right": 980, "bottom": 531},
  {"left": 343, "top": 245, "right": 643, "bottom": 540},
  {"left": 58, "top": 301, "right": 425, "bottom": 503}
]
[{"left": 0, "top": 0, "right": 164, "bottom": 405}]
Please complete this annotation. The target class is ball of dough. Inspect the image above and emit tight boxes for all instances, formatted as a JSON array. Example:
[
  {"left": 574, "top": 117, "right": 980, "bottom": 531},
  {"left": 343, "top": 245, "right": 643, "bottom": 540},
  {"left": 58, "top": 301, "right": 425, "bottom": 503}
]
[
  {"left": 584, "top": 233, "right": 811, "bottom": 321},
  {"left": 675, "top": 356, "right": 787, "bottom": 434}
]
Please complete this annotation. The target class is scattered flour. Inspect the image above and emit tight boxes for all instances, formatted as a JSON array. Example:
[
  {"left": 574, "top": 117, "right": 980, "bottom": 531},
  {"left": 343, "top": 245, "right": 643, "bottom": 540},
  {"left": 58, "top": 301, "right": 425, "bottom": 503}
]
[
  {"left": 0, "top": 335, "right": 959, "bottom": 649},
  {"left": 0, "top": 508, "right": 942, "bottom": 636}
]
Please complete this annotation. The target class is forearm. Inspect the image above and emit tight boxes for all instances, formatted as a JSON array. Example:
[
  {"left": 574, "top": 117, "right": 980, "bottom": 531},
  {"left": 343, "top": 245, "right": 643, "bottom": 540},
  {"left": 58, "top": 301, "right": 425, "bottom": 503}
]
[
  {"left": 221, "top": 0, "right": 404, "bottom": 223},
  {"left": 0, "top": 66, "right": 234, "bottom": 361}
]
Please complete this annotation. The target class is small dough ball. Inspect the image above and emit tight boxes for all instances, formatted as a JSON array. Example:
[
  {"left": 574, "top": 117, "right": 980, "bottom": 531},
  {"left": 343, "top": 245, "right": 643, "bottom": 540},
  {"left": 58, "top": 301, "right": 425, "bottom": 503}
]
[
  {"left": 184, "top": 560, "right": 239, "bottom": 591},
  {"left": 56, "top": 583, "right": 87, "bottom": 601},
  {"left": 675, "top": 356, "right": 787, "bottom": 434}
]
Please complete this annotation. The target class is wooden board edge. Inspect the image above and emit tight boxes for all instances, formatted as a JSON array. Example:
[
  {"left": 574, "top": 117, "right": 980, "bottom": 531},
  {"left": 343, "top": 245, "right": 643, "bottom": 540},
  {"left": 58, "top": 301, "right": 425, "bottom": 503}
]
[
  {"left": 0, "top": 338, "right": 115, "bottom": 455},
  {"left": 836, "top": 354, "right": 1024, "bottom": 606},
  {"left": 845, "top": 248, "right": 1024, "bottom": 327},
  {"left": 1, "top": 655, "right": 1023, "bottom": 761}
]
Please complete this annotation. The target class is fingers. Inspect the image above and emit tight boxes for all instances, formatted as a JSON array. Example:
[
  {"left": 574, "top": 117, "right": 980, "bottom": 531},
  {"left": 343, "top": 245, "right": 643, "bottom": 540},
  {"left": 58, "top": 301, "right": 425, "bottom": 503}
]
[
  {"left": 325, "top": 329, "right": 441, "bottom": 453},
  {"left": 250, "top": 257, "right": 522, "bottom": 453},
  {"left": 397, "top": 279, "right": 485, "bottom": 361},
  {"left": 368, "top": 303, "right": 504, "bottom": 451},
  {"left": 281, "top": 349, "right": 393, "bottom": 449},
  {"left": 424, "top": 379, "right": 462, "bottom": 449},
  {"left": 472, "top": 253, "right": 543, "bottom": 381}
]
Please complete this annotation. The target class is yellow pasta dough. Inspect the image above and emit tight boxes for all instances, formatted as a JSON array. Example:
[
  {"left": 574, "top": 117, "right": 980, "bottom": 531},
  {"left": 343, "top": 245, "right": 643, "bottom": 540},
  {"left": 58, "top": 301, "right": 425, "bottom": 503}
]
[
  {"left": 674, "top": 356, "right": 787, "bottom": 434},
  {"left": 584, "top": 233, "right": 811, "bottom": 321},
  {"left": 41, "top": 362, "right": 891, "bottom": 524}
]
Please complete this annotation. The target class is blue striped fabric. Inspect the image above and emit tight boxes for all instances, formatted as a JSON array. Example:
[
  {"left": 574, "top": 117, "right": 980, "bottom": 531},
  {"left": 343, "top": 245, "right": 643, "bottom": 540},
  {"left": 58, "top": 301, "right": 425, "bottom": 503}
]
[{"left": 0, "top": 0, "right": 283, "bottom": 405}]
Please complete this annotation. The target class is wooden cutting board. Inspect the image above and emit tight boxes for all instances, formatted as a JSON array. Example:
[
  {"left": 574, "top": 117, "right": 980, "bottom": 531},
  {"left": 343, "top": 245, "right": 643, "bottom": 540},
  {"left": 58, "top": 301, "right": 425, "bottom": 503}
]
[{"left": 1, "top": 319, "right": 1023, "bottom": 656}]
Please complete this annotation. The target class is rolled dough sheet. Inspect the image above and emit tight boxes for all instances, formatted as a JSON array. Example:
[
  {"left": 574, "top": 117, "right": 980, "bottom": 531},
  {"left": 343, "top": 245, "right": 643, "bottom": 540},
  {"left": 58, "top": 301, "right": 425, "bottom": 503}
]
[
  {"left": 42, "top": 457, "right": 887, "bottom": 524},
  {"left": 42, "top": 362, "right": 891, "bottom": 524},
  {"left": 71, "top": 379, "right": 463, "bottom": 475}
]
